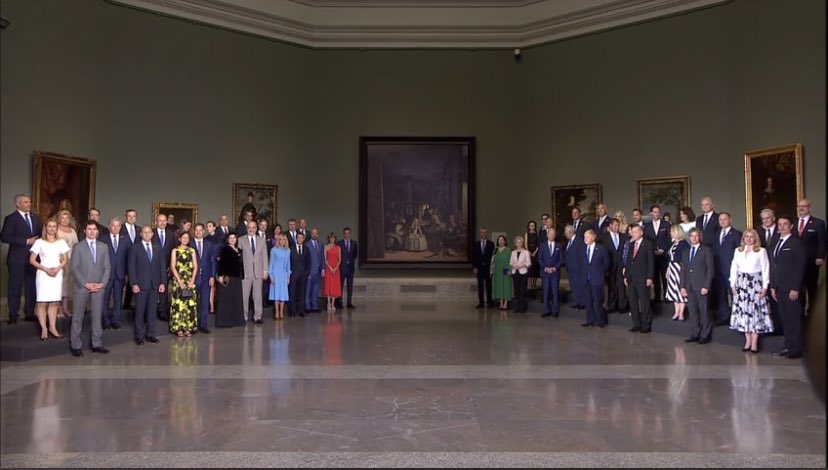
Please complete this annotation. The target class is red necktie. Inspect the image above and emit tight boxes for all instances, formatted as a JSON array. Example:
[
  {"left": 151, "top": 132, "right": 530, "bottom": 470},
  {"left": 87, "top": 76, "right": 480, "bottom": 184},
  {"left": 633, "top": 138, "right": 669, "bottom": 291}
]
[
  {"left": 799, "top": 218, "right": 806, "bottom": 236},
  {"left": 633, "top": 241, "right": 640, "bottom": 259}
]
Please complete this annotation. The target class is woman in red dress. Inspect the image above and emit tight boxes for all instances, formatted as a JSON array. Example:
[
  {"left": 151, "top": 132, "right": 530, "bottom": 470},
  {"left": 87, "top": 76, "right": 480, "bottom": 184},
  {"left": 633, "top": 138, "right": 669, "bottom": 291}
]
[{"left": 323, "top": 232, "right": 342, "bottom": 312}]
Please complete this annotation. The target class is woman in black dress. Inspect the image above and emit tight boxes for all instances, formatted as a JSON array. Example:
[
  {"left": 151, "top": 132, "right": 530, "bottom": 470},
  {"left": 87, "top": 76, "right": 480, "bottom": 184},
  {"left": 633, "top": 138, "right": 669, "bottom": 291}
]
[
  {"left": 215, "top": 233, "right": 245, "bottom": 327},
  {"left": 524, "top": 220, "right": 540, "bottom": 297}
]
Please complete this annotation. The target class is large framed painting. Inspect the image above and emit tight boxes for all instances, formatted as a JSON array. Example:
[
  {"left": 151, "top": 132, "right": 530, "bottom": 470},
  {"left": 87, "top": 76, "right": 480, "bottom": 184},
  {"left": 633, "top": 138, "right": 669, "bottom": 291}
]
[
  {"left": 359, "top": 136, "right": 475, "bottom": 268},
  {"left": 550, "top": 183, "right": 602, "bottom": 231},
  {"left": 151, "top": 202, "right": 198, "bottom": 228},
  {"left": 744, "top": 144, "right": 803, "bottom": 229},
  {"left": 637, "top": 176, "right": 691, "bottom": 224},
  {"left": 232, "top": 183, "right": 279, "bottom": 226},
  {"left": 32, "top": 151, "right": 97, "bottom": 222}
]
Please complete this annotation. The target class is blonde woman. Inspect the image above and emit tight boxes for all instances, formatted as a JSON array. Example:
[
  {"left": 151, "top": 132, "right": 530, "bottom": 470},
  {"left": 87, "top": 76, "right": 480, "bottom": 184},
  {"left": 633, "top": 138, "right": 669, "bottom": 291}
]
[
  {"left": 665, "top": 225, "right": 689, "bottom": 321},
  {"left": 55, "top": 209, "right": 78, "bottom": 317},
  {"left": 510, "top": 235, "right": 532, "bottom": 313},
  {"left": 729, "top": 229, "right": 772, "bottom": 353},
  {"left": 613, "top": 210, "right": 628, "bottom": 230},
  {"left": 268, "top": 233, "right": 291, "bottom": 320},
  {"left": 29, "top": 219, "right": 71, "bottom": 340}
]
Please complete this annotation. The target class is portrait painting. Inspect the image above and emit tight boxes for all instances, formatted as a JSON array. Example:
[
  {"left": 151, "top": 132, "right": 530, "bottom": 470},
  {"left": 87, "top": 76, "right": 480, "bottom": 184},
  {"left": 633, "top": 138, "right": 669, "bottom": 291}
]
[
  {"left": 550, "top": 184, "right": 603, "bottom": 231},
  {"left": 151, "top": 202, "right": 199, "bottom": 228},
  {"left": 232, "top": 183, "right": 279, "bottom": 226},
  {"left": 32, "top": 151, "right": 97, "bottom": 223},
  {"left": 637, "top": 176, "right": 690, "bottom": 224},
  {"left": 360, "top": 137, "right": 475, "bottom": 268},
  {"left": 744, "top": 143, "right": 803, "bottom": 228}
]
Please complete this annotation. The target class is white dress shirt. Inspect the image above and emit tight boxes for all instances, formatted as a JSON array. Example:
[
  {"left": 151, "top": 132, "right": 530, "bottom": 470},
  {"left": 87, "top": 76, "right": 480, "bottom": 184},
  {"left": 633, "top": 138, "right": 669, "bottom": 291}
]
[{"left": 729, "top": 246, "right": 770, "bottom": 289}]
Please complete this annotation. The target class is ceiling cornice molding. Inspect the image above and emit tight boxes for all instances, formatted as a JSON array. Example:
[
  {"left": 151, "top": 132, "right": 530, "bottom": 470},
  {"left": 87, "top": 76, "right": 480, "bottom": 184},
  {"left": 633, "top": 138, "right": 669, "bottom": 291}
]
[{"left": 110, "top": 0, "right": 728, "bottom": 48}]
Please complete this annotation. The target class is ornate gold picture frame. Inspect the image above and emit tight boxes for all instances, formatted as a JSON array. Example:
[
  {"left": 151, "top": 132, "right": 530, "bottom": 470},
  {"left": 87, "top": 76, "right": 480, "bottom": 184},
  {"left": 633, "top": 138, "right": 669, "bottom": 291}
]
[
  {"left": 744, "top": 144, "right": 803, "bottom": 228},
  {"left": 637, "top": 176, "right": 691, "bottom": 223},
  {"left": 151, "top": 202, "right": 199, "bottom": 229},
  {"left": 32, "top": 150, "right": 97, "bottom": 221}
]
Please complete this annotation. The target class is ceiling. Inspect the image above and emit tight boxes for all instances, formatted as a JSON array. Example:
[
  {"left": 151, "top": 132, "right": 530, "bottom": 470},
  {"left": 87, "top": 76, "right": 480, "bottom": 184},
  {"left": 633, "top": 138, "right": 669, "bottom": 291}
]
[{"left": 110, "top": 0, "right": 728, "bottom": 49}]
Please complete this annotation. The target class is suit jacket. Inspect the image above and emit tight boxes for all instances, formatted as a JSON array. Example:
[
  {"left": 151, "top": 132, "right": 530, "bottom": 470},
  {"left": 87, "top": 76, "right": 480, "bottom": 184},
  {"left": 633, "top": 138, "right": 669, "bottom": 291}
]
[
  {"left": 306, "top": 238, "right": 325, "bottom": 276},
  {"left": 563, "top": 236, "right": 585, "bottom": 274},
  {"left": 290, "top": 243, "right": 311, "bottom": 278},
  {"left": 190, "top": 238, "right": 217, "bottom": 285},
  {"left": 94, "top": 221, "right": 109, "bottom": 239},
  {"left": 538, "top": 239, "right": 563, "bottom": 278},
  {"left": 624, "top": 239, "right": 654, "bottom": 282},
  {"left": 695, "top": 212, "right": 720, "bottom": 247},
  {"left": 770, "top": 236, "right": 807, "bottom": 292},
  {"left": 215, "top": 225, "right": 232, "bottom": 244},
  {"left": 571, "top": 220, "right": 587, "bottom": 239},
  {"left": 581, "top": 243, "right": 609, "bottom": 286},
  {"left": 238, "top": 233, "right": 267, "bottom": 280},
  {"left": 101, "top": 231, "right": 129, "bottom": 280},
  {"left": 794, "top": 216, "right": 827, "bottom": 262},
  {"left": 668, "top": 239, "right": 690, "bottom": 263},
  {"left": 602, "top": 231, "right": 628, "bottom": 269},
  {"left": 286, "top": 231, "right": 300, "bottom": 249},
  {"left": 471, "top": 239, "right": 496, "bottom": 272},
  {"left": 337, "top": 239, "right": 358, "bottom": 275},
  {"left": 1, "top": 211, "right": 43, "bottom": 266},
  {"left": 120, "top": 223, "right": 141, "bottom": 247},
  {"left": 538, "top": 226, "right": 550, "bottom": 244},
  {"left": 151, "top": 227, "right": 177, "bottom": 266},
  {"left": 714, "top": 228, "right": 742, "bottom": 277},
  {"left": 128, "top": 240, "right": 166, "bottom": 291},
  {"left": 592, "top": 216, "right": 610, "bottom": 237},
  {"left": 643, "top": 219, "right": 672, "bottom": 252},
  {"left": 757, "top": 225, "right": 780, "bottom": 252},
  {"left": 680, "top": 244, "right": 714, "bottom": 292},
  {"left": 71, "top": 238, "right": 111, "bottom": 287}
]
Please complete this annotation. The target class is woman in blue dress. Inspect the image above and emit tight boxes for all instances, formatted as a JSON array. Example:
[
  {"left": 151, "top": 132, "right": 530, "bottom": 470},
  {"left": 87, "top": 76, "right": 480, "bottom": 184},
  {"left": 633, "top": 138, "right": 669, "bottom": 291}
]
[{"left": 268, "top": 233, "right": 291, "bottom": 320}]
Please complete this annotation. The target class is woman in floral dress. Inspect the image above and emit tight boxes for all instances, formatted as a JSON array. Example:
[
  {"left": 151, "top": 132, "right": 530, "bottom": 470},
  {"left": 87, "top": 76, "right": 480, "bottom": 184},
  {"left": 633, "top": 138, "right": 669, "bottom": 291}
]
[{"left": 170, "top": 231, "right": 198, "bottom": 337}]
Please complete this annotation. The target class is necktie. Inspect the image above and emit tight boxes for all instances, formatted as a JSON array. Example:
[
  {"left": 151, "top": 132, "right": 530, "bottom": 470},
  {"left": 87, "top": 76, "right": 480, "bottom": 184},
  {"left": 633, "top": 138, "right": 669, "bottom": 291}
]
[
  {"left": 799, "top": 218, "right": 806, "bottom": 236},
  {"left": 90, "top": 241, "right": 97, "bottom": 264},
  {"left": 586, "top": 246, "right": 592, "bottom": 264},
  {"left": 481, "top": 240, "right": 485, "bottom": 252},
  {"left": 690, "top": 246, "right": 697, "bottom": 264},
  {"left": 720, "top": 229, "right": 727, "bottom": 244},
  {"left": 549, "top": 241, "right": 553, "bottom": 253},
  {"left": 299, "top": 245, "right": 302, "bottom": 255},
  {"left": 346, "top": 240, "right": 350, "bottom": 251},
  {"left": 24, "top": 213, "right": 32, "bottom": 234},
  {"left": 128, "top": 225, "right": 134, "bottom": 241},
  {"left": 574, "top": 221, "right": 579, "bottom": 232},
  {"left": 567, "top": 239, "right": 572, "bottom": 251},
  {"left": 160, "top": 230, "right": 165, "bottom": 247},
  {"left": 313, "top": 240, "right": 317, "bottom": 250},
  {"left": 633, "top": 241, "right": 640, "bottom": 259},
  {"left": 223, "top": 226, "right": 227, "bottom": 235},
  {"left": 251, "top": 236, "right": 256, "bottom": 254},
  {"left": 612, "top": 233, "right": 618, "bottom": 249},
  {"left": 774, "top": 238, "right": 784, "bottom": 258},
  {"left": 113, "top": 235, "right": 118, "bottom": 251},
  {"left": 703, "top": 213, "right": 709, "bottom": 228},
  {"left": 146, "top": 242, "right": 152, "bottom": 261},
  {"left": 197, "top": 240, "right": 202, "bottom": 258},
  {"left": 766, "top": 229, "right": 771, "bottom": 244}
]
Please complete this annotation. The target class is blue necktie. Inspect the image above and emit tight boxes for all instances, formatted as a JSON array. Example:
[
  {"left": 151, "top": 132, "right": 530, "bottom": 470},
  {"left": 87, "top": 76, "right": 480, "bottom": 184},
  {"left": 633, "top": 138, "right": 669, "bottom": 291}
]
[
  {"left": 160, "top": 230, "right": 165, "bottom": 247},
  {"left": 146, "top": 243, "right": 152, "bottom": 262},
  {"left": 24, "top": 213, "right": 32, "bottom": 234},
  {"left": 90, "top": 242, "right": 97, "bottom": 264},
  {"left": 690, "top": 246, "right": 697, "bottom": 265}
]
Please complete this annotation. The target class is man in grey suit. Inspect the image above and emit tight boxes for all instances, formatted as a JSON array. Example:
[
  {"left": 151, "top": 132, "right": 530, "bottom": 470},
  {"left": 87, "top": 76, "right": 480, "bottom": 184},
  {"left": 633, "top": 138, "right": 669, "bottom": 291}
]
[
  {"left": 238, "top": 220, "right": 268, "bottom": 324},
  {"left": 680, "top": 227, "right": 715, "bottom": 344},
  {"left": 69, "top": 220, "right": 111, "bottom": 356}
]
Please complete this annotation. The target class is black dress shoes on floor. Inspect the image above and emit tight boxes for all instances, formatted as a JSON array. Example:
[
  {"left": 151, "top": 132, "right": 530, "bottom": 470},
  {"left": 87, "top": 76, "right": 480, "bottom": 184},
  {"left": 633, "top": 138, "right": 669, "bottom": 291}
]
[
  {"left": 541, "top": 313, "right": 552, "bottom": 318},
  {"left": 698, "top": 337, "right": 710, "bottom": 344},
  {"left": 145, "top": 336, "right": 160, "bottom": 343},
  {"left": 91, "top": 346, "right": 109, "bottom": 354},
  {"left": 772, "top": 349, "right": 789, "bottom": 357},
  {"left": 254, "top": 319, "right": 263, "bottom": 325},
  {"left": 134, "top": 338, "right": 145, "bottom": 345},
  {"left": 475, "top": 303, "right": 484, "bottom": 309},
  {"left": 639, "top": 328, "right": 651, "bottom": 334},
  {"left": 6, "top": 318, "right": 17, "bottom": 325},
  {"left": 198, "top": 327, "right": 211, "bottom": 334},
  {"left": 70, "top": 349, "right": 83, "bottom": 357},
  {"left": 629, "top": 327, "right": 641, "bottom": 333},
  {"left": 581, "top": 322, "right": 593, "bottom": 327},
  {"left": 685, "top": 337, "right": 700, "bottom": 343},
  {"left": 347, "top": 304, "right": 356, "bottom": 309}
]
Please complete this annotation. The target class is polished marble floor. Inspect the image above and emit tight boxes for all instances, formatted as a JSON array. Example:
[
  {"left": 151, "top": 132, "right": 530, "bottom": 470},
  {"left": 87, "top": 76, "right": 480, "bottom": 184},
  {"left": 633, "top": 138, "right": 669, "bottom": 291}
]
[{"left": 1, "top": 301, "right": 825, "bottom": 467}]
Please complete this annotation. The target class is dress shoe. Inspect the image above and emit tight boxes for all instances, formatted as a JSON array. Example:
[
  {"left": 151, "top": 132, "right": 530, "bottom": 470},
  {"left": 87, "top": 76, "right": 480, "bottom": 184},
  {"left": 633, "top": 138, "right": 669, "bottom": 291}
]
[
  {"left": 102, "top": 324, "right": 111, "bottom": 330},
  {"left": 685, "top": 337, "right": 700, "bottom": 343},
  {"left": 597, "top": 323, "right": 606, "bottom": 328},
  {"left": 475, "top": 303, "right": 484, "bottom": 309},
  {"left": 198, "top": 327, "right": 211, "bottom": 334},
  {"left": 786, "top": 352, "right": 802, "bottom": 359},
  {"left": 629, "top": 326, "right": 641, "bottom": 332},
  {"left": 299, "top": 313, "right": 305, "bottom": 317},
  {"left": 111, "top": 324, "right": 122, "bottom": 330},
  {"left": 714, "top": 319, "right": 729, "bottom": 326},
  {"left": 541, "top": 313, "right": 552, "bottom": 318},
  {"left": 750, "top": 348, "right": 760, "bottom": 354},
  {"left": 254, "top": 319, "right": 263, "bottom": 325},
  {"left": 134, "top": 338, "right": 145, "bottom": 345},
  {"left": 698, "top": 337, "right": 710, "bottom": 344},
  {"left": 91, "top": 346, "right": 109, "bottom": 354},
  {"left": 145, "top": 337, "right": 160, "bottom": 344},
  {"left": 640, "top": 328, "right": 651, "bottom": 334},
  {"left": 347, "top": 304, "right": 356, "bottom": 309},
  {"left": 6, "top": 318, "right": 18, "bottom": 325},
  {"left": 70, "top": 349, "right": 83, "bottom": 357},
  {"left": 772, "top": 349, "right": 789, "bottom": 357},
  {"left": 741, "top": 347, "right": 751, "bottom": 352},
  {"left": 581, "top": 322, "right": 593, "bottom": 327}
]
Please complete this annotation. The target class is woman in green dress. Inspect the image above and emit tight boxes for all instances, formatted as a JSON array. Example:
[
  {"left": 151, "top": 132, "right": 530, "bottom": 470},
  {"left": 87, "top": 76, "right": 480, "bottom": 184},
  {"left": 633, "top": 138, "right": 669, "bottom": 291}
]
[
  {"left": 170, "top": 231, "right": 199, "bottom": 337},
  {"left": 491, "top": 234, "right": 513, "bottom": 310}
]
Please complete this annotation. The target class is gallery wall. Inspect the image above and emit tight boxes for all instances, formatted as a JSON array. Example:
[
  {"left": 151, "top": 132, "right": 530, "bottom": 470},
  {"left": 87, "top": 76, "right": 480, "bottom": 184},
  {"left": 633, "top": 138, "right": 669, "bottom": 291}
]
[{"left": 1, "top": 0, "right": 825, "bottom": 294}]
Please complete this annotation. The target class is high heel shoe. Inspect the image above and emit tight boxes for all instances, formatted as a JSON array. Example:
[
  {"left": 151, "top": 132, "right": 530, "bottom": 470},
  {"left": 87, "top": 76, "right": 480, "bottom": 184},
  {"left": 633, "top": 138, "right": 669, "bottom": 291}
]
[
  {"left": 742, "top": 346, "right": 751, "bottom": 352},
  {"left": 40, "top": 335, "right": 48, "bottom": 341},
  {"left": 49, "top": 331, "right": 64, "bottom": 339}
]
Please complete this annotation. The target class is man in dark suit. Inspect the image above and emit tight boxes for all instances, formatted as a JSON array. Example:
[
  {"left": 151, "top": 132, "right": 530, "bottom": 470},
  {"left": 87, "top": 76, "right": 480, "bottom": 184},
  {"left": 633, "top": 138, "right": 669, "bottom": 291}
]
[
  {"left": 643, "top": 204, "right": 671, "bottom": 305},
  {"left": 120, "top": 209, "right": 140, "bottom": 310},
  {"left": 571, "top": 207, "right": 587, "bottom": 239},
  {"left": 289, "top": 232, "right": 311, "bottom": 318},
  {"left": 624, "top": 224, "right": 654, "bottom": 333},
  {"left": 794, "top": 199, "right": 827, "bottom": 311},
  {"left": 88, "top": 208, "right": 109, "bottom": 239},
  {"left": 1, "top": 194, "right": 43, "bottom": 324},
  {"left": 538, "top": 213, "right": 551, "bottom": 243},
  {"left": 286, "top": 218, "right": 300, "bottom": 249},
  {"left": 630, "top": 208, "right": 645, "bottom": 228},
  {"left": 129, "top": 225, "right": 166, "bottom": 345},
  {"left": 472, "top": 227, "right": 496, "bottom": 308},
  {"left": 581, "top": 229, "right": 610, "bottom": 327},
  {"left": 602, "top": 218, "right": 628, "bottom": 314},
  {"left": 563, "top": 225, "right": 585, "bottom": 309},
  {"left": 215, "top": 214, "right": 232, "bottom": 244},
  {"left": 680, "top": 228, "right": 715, "bottom": 344},
  {"left": 756, "top": 208, "right": 782, "bottom": 334},
  {"left": 151, "top": 213, "right": 176, "bottom": 321},
  {"left": 592, "top": 203, "right": 610, "bottom": 238},
  {"left": 191, "top": 223, "right": 216, "bottom": 333},
  {"left": 539, "top": 226, "right": 563, "bottom": 317},
  {"left": 102, "top": 218, "right": 129, "bottom": 330},
  {"left": 305, "top": 228, "right": 325, "bottom": 313},
  {"left": 298, "top": 218, "right": 309, "bottom": 239},
  {"left": 770, "top": 216, "right": 807, "bottom": 359},
  {"left": 236, "top": 209, "right": 255, "bottom": 236},
  {"left": 695, "top": 196, "right": 719, "bottom": 248},
  {"left": 713, "top": 212, "right": 742, "bottom": 325},
  {"left": 337, "top": 227, "right": 358, "bottom": 309}
]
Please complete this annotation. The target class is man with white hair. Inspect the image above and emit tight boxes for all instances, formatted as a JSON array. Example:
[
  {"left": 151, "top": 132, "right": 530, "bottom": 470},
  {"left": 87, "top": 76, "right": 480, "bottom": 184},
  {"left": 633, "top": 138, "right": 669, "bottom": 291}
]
[
  {"left": 695, "top": 196, "right": 720, "bottom": 248},
  {"left": 102, "top": 217, "right": 128, "bottom": 330},
  {"left": 1, "top": 194, "right": 43, "bottom": 324},
  {"left": 794, "top": 198, "right": 826, "bottom": 310}
]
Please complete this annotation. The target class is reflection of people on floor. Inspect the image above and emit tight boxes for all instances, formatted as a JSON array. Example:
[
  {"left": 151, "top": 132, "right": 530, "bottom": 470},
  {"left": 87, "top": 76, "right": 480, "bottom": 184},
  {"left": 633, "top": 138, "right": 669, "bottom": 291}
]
[{"left": 406, "top": 218, "right": 428, "bottom": 252}]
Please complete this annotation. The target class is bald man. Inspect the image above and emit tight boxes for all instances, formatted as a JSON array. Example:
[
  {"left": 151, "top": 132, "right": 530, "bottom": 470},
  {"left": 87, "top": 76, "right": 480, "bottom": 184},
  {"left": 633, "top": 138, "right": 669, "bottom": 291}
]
[{"left": 794, "top": 199, "right": 826, "bottom": 311}]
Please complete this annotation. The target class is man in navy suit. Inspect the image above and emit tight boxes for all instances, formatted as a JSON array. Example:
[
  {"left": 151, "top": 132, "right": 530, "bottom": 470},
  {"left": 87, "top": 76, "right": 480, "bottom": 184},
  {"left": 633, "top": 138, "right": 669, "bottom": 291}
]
[
  {"left": 625, "top": 225, "right": 655, "bottom": 333},
  {"left": 120, "top": 209, "right": 140, "bottom": 310},
  {"left": 643, "top": 205, "right": 671, "bottom": 306},
  {"left": 129, "top": 225, "right": 166, "bottom": 345},
  {"left": 305, "top": 228, "right": 325, "bottom": 313},
  {"left": 592, "top": 203, "right": 610, "bottom": 238},
  {"left": 695, "top": 196, "right": 720, "bottom": 248},
  {"left": 539, "top": 226, "right": 563, "bottom": 317},
  {"left": 88, "top": 208, "right": 109, "bottom": 239},
  {"left": 190, "top": 223, "right": 215, "bottom": 333},
  {"left": 289, "top": 232, "right": 311, "bottom": 318},
  {"left": 152, "top": 213, "right": 176, "bottom": 321},
  {"left": 581, "top": 230, "right": 610, "bottom": 327},
  {"left": 215, "top": 214, "right": 232, "bottom": 245},
  {"left": 794, "top": 198, "right": 827, "bottom": 311},
  {"left": 472, "top": 227, "right": 496, "bottom": 308},
  {"left": 337, "top": 227, "right": 358, "bottom": 309},
  {"left": 770, "top": 215, "right": 807, "bottom": 359},
  {"left": 563, "top": 225, "right": 585, "bottom": 309},
  {"left": 602, "top": 218, "right": 628, "bottom": 314},
  {"left": 236, "top": 210, "right": 255, "bottom": 236},
  {"left": 538, "top": 213, "right": 551, "bottom": 243},
  {"left": 713, "top": 212, "right": 742, "bottom": 325},
  {"left": 680, "top": 228, "right": 716, "bottom": 344},
  {"left": 102, "top": 218, "right": 129, "bottom": 329},
  {"left": 571, "top": 207, "right": 587, "bottom": 239},
  {"left": 1, "top": 194, "right": 43, "bottom": 324},
  {"left": 286, "top": 218, "right": 300, "bottom": 249},
  {"left": 757, "top": 208, "right": 782, "bottom": 334}
]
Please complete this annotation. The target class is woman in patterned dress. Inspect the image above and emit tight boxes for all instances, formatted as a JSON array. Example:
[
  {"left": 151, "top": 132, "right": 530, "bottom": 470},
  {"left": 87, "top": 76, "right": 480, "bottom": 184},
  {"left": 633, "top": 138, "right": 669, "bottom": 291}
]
[
  {"left": 170, "top": 231, "right": 198, "bottom": 337},
  {"left": 55, "top": 209, "right": 78, "bottom": 317},
  {"left": 666, "top": 225, "right": 689, "bottom": 321},
  {"left": 729, "top": 229, "right": 772, "bottom": 353}
]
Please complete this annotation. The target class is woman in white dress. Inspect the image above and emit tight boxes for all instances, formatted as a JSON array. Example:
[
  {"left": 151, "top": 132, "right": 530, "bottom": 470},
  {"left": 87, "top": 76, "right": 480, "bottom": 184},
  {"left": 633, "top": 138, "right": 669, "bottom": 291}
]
[
  {"left": 405, "top": 218, "right": 428, "bottom": 252},
  {"left": 29, "top": 219, "right": 71, "bottom": 340},
  {"left": 729, "top": 229, "right": 772, "bottom": 353},
  {"left": 55, "top": 209, "right": 78, "bottom": 317}
]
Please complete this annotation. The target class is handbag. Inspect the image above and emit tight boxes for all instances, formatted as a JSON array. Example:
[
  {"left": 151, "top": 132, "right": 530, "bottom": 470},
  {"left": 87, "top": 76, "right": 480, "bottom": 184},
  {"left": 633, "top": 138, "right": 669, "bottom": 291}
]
[{"left": 179, "top": 288, "right": 194, "bottom": 299}]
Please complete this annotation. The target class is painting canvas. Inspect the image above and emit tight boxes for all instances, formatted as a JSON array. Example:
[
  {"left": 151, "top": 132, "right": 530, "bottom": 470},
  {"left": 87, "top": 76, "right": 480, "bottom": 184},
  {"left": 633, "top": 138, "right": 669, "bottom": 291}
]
[
  {"left": 637, "top": 176, "right": 691, "bottom": 224},
  {"left": 744, "top": 144, "right": 803, "bottom": 228},
  {"left": 550, "top": 184, "right": 602, "bottom": 231},
  {"left": 232, "top": 183, "right": 279, "bottom": 227},
  {"left": 152, "top": 202, "right": 199, "bottom": 228},
  {"left": 32, "top": 151, "right": 97, "bottom": 222},
  {"left": 360, "top": 137, "right": 475, "bottom": 267}
]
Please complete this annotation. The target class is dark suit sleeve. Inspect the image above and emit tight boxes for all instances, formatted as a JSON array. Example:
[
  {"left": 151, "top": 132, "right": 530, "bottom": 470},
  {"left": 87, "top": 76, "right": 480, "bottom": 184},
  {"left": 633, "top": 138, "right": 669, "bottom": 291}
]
[
  {"left": 791, "top": 239, "right": 808, "bottom": 290},
  {"left": 0, "top": 215, "right": 28, "bottom": 247},
  {"left": 128, "top": 245, "right": 138, "bottom": 288},
  {"left": 816, "top": 218, "right": 827, "bottom": 260},
  {"left": 157, "top": 246, "right": 167, "bottom": 284},
  {"left": 353, "top": 241, "right": 359, "bottom": 261},
  {"left": 702, "top": 249, "right": 714, "bottom": 290},
  {"left": 645, "top": 242, "right": 654, "bottom": 280}
]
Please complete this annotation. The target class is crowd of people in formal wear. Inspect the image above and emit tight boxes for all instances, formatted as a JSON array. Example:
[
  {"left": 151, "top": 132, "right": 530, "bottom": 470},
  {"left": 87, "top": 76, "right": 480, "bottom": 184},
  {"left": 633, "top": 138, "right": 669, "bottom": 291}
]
[
  {"left": 1, "top": 194, "right": 359, "bottom": 356},
  {"left": 471, "top": 197, "right": 825, "bottom": 359}
]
